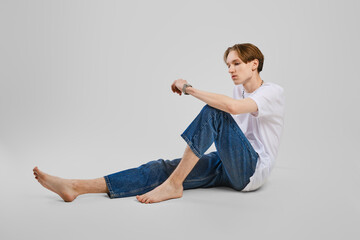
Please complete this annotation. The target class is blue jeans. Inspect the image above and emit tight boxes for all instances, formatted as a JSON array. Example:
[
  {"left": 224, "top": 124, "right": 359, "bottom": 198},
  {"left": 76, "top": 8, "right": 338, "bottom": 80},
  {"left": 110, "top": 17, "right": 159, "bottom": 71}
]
[{"left": 104, "top": 105, "right": 259, "bottom": 198}]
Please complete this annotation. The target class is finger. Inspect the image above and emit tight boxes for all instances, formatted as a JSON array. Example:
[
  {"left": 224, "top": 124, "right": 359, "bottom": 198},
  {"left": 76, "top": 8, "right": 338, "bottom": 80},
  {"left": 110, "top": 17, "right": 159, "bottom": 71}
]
[
  {"left": 172, "top": 82, "right": 178, "bottom": 92},
  {"left": 172, "top": 84, "right": 179, "bottom": 93}
]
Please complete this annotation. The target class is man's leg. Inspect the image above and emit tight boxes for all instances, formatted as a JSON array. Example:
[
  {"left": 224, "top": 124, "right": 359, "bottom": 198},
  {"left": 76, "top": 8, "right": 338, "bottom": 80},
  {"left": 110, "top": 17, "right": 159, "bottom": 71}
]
[
  {"left": 33, "top": 167, "right": 108, "bottom": 202},
  {"left": 33, "top": 151, "right": 222, "bottom": 202},
  {"left": 136, "top": 145, "right": 199, "bottom": 204},
  {"left": 137, "top": 105, "right": 258, "bottom": 204},
  {"left": 33, "top": 105, "right": 257, "bottom": 203}
]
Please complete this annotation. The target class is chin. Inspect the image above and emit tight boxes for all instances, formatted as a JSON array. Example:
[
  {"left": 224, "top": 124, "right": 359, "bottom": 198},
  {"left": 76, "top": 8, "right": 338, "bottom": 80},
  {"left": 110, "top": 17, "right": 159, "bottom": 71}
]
[{"left": 233, "top": 79, "right": 243, "bottom": 85}]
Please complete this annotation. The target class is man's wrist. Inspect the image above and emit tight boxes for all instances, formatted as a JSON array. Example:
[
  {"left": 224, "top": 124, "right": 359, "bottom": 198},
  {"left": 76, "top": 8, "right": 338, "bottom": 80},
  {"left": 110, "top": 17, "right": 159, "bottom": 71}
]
[
  {"left": 182, "top": 84, "right": 193, "bottom": 95},
  {"left": 185, "top": 86, "right": 194, "bottom": 95}
]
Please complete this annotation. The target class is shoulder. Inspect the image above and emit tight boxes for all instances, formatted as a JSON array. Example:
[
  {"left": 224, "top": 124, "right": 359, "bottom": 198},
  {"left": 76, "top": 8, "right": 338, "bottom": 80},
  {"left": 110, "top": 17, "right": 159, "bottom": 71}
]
[
  {"left": 249, "top": 82, "right": 285, "bottom": 118},
  {"left": 261, "top": 82, "right": 284, "bottom": 94},
  {"left": 250, "top": 82, "right": 284, "bottom": 100}
]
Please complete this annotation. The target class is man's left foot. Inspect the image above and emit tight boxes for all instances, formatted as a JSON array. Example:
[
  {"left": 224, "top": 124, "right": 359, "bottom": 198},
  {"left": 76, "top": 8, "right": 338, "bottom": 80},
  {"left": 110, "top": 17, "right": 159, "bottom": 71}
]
[
  {"left": 136, "top": 179, "right": 183, "bottom": 204},
  {"left": 33, "top": 166, "right": 78, "bottom": 202}
]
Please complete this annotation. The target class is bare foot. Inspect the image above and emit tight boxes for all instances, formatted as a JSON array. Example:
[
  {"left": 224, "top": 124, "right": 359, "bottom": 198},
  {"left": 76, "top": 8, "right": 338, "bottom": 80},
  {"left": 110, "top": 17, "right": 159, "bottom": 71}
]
[
  {"left": 33, "top": 166, "right": 78, "bottom": 202},
  {"left": 136, "top": 179, "right": 183, "bottom": 204}
]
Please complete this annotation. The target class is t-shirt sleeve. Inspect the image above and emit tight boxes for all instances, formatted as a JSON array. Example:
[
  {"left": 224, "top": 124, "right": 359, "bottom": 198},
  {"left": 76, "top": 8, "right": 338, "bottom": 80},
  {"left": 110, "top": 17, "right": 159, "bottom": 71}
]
[{"left": 248, "top": 84, "right": 284, "bottom": 118}]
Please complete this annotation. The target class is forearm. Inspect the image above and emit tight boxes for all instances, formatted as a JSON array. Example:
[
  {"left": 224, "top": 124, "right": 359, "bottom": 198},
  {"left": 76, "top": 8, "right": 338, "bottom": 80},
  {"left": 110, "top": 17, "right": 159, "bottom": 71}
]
[
  {"left": 186, "top": 87, "right": 235, "bottom": 114},
  {"left": 172, "top": 79, "right": 257, "bottom": 115}
]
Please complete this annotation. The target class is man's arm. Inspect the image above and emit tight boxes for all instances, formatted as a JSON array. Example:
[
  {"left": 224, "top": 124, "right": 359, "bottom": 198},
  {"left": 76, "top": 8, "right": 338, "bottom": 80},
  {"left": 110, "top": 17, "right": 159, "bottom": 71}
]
[
  {"left": 187, "top": 87, "right": 257, "bottom": 115},
  {"left": 171, "top": 79, "right": 258, "bottom": 115}
]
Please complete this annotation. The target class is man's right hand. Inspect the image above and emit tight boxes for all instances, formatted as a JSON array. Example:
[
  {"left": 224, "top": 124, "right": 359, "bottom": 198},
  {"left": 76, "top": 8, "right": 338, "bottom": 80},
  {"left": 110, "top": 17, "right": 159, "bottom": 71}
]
[{"left": 171, "top": 79, "right": 188, "bottom": 96}]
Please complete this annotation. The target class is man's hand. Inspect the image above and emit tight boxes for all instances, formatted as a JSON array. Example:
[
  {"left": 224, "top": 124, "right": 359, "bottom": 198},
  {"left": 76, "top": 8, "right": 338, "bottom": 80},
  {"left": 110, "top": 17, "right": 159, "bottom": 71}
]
[{"left": 171, "top": 79, "right": 188, "bottom": 96}]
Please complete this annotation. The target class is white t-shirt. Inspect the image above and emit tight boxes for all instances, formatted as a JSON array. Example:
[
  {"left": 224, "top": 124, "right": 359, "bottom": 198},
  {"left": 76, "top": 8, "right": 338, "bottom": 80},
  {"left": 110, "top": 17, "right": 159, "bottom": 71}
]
[{"left": 231, "top": 82, "right": 285, "bottom": 191}]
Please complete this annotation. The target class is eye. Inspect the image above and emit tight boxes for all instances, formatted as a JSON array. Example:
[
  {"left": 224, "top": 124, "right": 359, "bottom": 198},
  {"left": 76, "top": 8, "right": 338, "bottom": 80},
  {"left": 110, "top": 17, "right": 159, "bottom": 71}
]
[{"left": 235, "top": 62, "right": 240, "bottom": 65}]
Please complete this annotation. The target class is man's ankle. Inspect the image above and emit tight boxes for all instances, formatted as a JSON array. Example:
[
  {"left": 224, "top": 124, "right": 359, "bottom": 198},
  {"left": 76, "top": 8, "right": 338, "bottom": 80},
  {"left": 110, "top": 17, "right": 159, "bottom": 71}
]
[
  {"left": 167, "top": 177, "right": 184, "bottom": 188},
  {"left": 71, "top": 180, "right": 81, "bottom": 193}
]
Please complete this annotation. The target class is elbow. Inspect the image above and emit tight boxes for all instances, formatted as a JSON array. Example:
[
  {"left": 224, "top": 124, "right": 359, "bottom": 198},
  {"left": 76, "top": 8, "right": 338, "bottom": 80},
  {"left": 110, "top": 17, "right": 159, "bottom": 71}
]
[
  {"left": 227, "top": 99, "right": 245, "bottom": 115},
  {"left": 227, "top": 102, "right": 238, "bottom": 115}
]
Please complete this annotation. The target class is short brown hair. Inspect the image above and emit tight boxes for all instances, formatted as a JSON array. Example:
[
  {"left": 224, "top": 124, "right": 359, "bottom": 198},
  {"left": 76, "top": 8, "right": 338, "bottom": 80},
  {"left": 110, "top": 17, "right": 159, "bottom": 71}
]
[{"left": 223, "top": 43, "right": 264, "bottom": 73}]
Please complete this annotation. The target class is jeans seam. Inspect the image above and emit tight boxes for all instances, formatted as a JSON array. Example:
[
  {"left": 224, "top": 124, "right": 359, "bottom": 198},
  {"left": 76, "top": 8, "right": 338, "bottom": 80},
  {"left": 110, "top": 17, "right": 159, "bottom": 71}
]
[
  {"left": 184, "top": 171, "right": 219, "bottom": 183},
  {"left": 203, "top": 110, "right": 218, "bottom": 136},
  {"left": 110, "top": 181, "right": 163, "bottom": 198},
  {"left": 212, "top": 109, "right": 255, "bottom": 156},
  {"left": 227, "top": 114, "right": 257, "bottom": 157},
  {"left": 182, "top": 109, "right": 218, "bottom": 159}
]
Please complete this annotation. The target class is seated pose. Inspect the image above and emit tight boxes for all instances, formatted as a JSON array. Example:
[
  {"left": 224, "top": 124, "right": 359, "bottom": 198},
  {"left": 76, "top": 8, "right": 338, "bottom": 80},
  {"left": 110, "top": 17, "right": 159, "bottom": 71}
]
[{"left": 33, "top": 43, "right": 285, "bottom": 204}]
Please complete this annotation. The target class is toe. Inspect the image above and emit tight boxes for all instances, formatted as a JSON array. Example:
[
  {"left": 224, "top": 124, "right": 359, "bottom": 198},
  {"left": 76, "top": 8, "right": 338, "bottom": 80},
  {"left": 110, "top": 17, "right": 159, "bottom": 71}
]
[{"left": 139, "top": 194, "right": 146, "bottom": 201}]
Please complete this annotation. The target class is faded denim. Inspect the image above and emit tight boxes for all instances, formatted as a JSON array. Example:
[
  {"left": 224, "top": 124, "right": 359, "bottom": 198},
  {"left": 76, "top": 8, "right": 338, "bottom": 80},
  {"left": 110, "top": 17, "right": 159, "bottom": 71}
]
[{"left": 104, "top": 105, "right": 258, "bottom": 198}]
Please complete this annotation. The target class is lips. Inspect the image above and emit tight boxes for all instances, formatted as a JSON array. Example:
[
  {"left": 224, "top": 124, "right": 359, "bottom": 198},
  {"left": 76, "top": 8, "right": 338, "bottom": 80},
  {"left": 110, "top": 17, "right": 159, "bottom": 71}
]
[{"left": 232, "top": 75, "right": 237, "bottom": 79}]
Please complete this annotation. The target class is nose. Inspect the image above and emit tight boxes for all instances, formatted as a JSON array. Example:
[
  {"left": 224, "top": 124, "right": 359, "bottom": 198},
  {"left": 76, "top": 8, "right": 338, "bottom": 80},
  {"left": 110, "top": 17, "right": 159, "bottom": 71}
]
[{"left": 228, "top": 65, "right": 235, "bottom": 74}]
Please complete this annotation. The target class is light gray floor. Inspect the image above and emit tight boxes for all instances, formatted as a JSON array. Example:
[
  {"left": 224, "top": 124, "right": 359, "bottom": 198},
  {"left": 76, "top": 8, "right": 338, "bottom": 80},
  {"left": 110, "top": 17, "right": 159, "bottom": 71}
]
[{"left": 1, "top": 153, "right": 358, "bottom": 240}]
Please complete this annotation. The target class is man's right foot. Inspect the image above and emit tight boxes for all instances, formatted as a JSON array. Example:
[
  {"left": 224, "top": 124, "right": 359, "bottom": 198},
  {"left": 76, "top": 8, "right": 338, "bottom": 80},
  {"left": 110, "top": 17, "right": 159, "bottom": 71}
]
[
  {"left": 33, "top": 167, "right": 78, "bottom": 202},
  {"left": 136, "top": 178, "right": 183, "bottom": 204}
]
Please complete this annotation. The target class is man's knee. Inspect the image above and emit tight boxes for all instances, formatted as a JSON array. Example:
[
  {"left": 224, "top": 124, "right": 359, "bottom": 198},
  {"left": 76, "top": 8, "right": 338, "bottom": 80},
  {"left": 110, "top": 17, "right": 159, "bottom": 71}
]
[{"left": 200, "top": 104, "right": 218, "bottom": 115}]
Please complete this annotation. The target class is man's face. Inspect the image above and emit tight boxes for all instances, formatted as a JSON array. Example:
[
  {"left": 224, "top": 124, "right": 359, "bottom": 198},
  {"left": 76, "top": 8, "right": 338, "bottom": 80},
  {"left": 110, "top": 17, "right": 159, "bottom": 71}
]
[{"left": 226, "top": 50, "right": 255, "bottom": 85}]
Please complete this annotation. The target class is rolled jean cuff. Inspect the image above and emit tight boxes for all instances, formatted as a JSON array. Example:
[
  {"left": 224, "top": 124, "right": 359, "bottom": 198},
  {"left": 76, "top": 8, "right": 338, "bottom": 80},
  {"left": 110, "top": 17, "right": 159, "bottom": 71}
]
[
  {"left": 181, "top": 133, "right": 202, "bottom": 158},
  {"left": 104, "top": 175, "right": 115, "bottom": 199}
]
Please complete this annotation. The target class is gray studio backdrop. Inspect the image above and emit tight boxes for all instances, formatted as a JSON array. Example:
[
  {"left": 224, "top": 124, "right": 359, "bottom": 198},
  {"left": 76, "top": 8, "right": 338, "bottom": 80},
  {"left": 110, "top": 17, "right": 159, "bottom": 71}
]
[{"left": 1, "top": 0, "right": 359, "bottom": 239}]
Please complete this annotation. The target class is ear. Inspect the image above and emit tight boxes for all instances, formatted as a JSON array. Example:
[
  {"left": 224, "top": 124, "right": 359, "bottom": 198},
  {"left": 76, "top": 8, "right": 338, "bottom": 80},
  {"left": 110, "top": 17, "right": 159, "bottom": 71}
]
[{"left": 252, "top": 59, "right": 259, "bottom": 71}]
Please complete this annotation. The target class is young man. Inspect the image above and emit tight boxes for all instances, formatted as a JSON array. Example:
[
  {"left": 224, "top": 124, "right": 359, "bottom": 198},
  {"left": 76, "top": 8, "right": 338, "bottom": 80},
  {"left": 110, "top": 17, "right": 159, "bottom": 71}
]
[{"left": 33, "top": 43, "right": 285, "bottom": 204}]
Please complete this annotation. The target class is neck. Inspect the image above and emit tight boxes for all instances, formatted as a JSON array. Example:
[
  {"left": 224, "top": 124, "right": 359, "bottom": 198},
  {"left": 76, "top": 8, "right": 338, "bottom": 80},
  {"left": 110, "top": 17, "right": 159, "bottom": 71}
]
[{"left": 243, "top": 73, "right": 263, "bottom": 93}]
